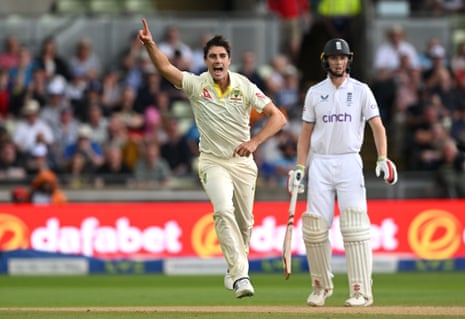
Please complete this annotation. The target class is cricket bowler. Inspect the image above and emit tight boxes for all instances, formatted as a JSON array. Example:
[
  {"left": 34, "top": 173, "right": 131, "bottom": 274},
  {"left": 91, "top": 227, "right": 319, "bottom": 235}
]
[{"left": 138, "top": 18, "right": 287, "bottom": 298}]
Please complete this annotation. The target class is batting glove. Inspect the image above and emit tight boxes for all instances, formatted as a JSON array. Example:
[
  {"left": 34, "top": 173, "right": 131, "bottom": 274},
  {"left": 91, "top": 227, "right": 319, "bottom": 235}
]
[
  {"left": 287, "top": 164, "right": 305, "bottom": 195},
  {"left": 375, "top": 157, "right": 398, "bottom": 185}
]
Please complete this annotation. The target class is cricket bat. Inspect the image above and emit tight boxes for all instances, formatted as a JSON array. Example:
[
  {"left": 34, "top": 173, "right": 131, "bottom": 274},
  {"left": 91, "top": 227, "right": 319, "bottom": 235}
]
[{"left": 282, "top": 186, "right": 298, "bottom": 280}]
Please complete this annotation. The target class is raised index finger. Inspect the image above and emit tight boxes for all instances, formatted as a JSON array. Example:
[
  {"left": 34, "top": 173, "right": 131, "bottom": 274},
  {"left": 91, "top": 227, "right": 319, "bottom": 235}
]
[{"left": 142, "top": 18, "right": 149, "bottom": 33}]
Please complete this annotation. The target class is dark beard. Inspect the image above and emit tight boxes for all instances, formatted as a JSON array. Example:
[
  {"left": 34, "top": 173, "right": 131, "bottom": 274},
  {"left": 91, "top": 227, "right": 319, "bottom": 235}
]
[{"left": 329, "top": 69, "right": 344, "bottom": 77}]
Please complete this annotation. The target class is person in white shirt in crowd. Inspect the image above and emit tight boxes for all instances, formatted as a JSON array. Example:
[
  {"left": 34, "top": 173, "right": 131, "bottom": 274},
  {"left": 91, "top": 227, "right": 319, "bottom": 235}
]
[
  {"left": 372, "top": 24, "right": 420, "bottom": 124},
  {"left": 13, "top": 99, "right": 54, "bottom": 156}
]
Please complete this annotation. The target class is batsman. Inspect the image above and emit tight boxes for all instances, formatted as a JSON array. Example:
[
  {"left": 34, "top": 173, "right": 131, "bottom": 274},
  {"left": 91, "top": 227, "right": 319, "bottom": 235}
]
[{"left": 287, "top": 38, "right": 398, "bottom": 307}]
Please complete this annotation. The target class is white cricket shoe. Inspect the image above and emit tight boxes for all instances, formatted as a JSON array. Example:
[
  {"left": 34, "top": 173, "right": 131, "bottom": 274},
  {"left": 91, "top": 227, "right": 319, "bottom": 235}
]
[
  {"left": 306, "top": 287, "right": 333, "bottom": 306},
  {"left": 234, "top": 277, "right": 254, "bottom": 298},
  {"left": 344, "top": 292, "right": 373, "bottom": 307},
  {"left": 224, "top": 270, "right": 233, "bottom": 291}
]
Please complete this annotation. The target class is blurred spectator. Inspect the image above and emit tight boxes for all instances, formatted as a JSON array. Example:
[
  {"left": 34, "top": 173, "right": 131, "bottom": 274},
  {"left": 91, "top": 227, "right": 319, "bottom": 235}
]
[
  {"left": 264, "top": 54, "right": 290, "bottom": 96},
  {"left": 114, "top": 85, "right": 144, "bottom": 136},
  {"left": 49, "top": 106, "right": 81, "bottom": 172},
  {"left": 106, "top": 113, "right": 130, "bottom": 148},
  {"left": 422, "top": 43, "right": 453, "bottom": 91},
  {"left": 105, "top": 114, "right": 139, "bottom": 170},
  {"left": 0, "top": 35, "right": 20, "bottom": 70},
  {"left": 11, "top": 186, "right": 29, "bottom": 204},
  {"left": 73, "top": 79, "right": 103, "bottom": 122},
  {"left": 101, "top": 69, "right": 122, "bottom": 116},
  {"left": 84, "top": 103, "right": 108, "bottom": 146},
  {"left": 65, "top": 72, "right": 88, "bottom": 111},
  {"left": 143, "top": 106, "right": 164, "bottom": 141},
  {"left": 68, "top": 37, "right": 102, "bottom": 82},
  {"left": 120, "top": 48, "right": 144, "bottom": 91},
  {"left": 40, "top": 75, "right": 71, "bottom": 129},
  {"left": 184, "top": 121, "right": 200, "bottom": 159},
  {"left": 403, "top": 101, "right": 449, "bottom": 170},
  {"left": 373, "top": 24, "right": 421, "bottom": 76},
  {"left": 94, "top": 143, "right": 133, "bottom": 188},
  {"left": 451, "top": 106, "right": 465, "bottom": 146},
  {"left": 273, "top": 64, "right": 300, "bottom": 119},
  {"left": 393, "top": 53, "right": 421, "bottom": 113},
  {"left": 24, "top": 143, "right": 53, "bottom": 176},
  {"left": 0, "top": 68, "right": 11, "bottom": 119},
  {"left": 132, "top": 140, "right": 172, "bottom": 188},
  {"left": 254, "top": 144, "right": 277, "bottom": 187},
  {"left": 8, "top": 45, "right": 37, "bottom": 94},
  {"left": 158, "top": 25, "right": 193, "bottom": 71},
  {"left": 28, "top": 67, "right": 48, "bottom": 108},
  {"left": 118, "top": 31, "right": 147, "bottom": 91},
  {"left": 12, "top": 99, "right": 54, "bottom": 155},
  {"left": 0, "top": 140, "right": 26, "bottom": 181},
  {"left": 418, "top": 37, "right": 445, "bottom": 71},
  {"left": 28, "top": 169, "right": 67, "bottom": 204},
  {"left": 34, "top": 36, "right": 71, "bottom": 82},
  {"left": 269, "top": 130, "right": 298, "bottom": 186},
  {"left": 160, "top": 116, "right": 194, "bottom": 177},
  {"left": 190, "top": 33, "right": 212, "bottom": 74},
  {"left": 237, "top": 51, "right": 266, "bottom": 92},
  {"left": 451, "top": 40, "right": 465, "bottom": 82},
  {"left": 391, "top": 52, "right": 422, "bottom": 155},
  {"left": 118, "top": 31, "right": 145, "bottom": 71},
  {"left": 135, "top": 71, "right": 165, "bottom": 114},
  {"left": 372, "top": 24, "right": 420, "bottom": 124},
  {"left": 63, "top": 124, "right": 104, "bottom": 188},
  {"left": 435, "top": 138, "right": 465, "bottom": 198},
  {"left": 266, "top": 0, "right": 312, "bottom": 63}
]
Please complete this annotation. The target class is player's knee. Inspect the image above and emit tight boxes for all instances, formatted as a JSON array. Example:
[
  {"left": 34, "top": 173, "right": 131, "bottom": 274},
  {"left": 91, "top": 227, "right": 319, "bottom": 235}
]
[
  {"left": 340, "top": 208, "right": 371, "bottom": 242},
  {"left": 302, "top": 212, "right": 329, "bottom": 243}
]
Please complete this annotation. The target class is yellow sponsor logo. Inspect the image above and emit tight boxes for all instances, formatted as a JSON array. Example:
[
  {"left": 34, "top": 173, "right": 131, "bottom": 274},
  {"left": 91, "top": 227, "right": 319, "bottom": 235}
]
[
  {"left": 191, "top": 213, "right": 221, "bottom": 257},
  {"left": 0, "top": 213, "right": 29, "bottom": 250},
  {"left": 408, "top": 209, "right": 461, "bottom": 259}
]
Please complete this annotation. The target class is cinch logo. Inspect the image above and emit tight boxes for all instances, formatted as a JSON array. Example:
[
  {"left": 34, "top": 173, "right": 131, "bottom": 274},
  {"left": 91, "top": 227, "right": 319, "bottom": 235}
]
[
  {"left": 408, "top": 209, "right": 462, "bottom": 259},
  {"left": 0, "top": 213, "right": 29, "bottom": 250},
  {"left": 322, "top": 113, "right": 352, "bottom": 123}
]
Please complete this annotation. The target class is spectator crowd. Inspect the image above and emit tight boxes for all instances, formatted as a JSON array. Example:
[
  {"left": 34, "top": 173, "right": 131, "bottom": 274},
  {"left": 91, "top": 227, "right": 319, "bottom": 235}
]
[
  {"left": 0, "top": 0, "right": 464, "bottom": 199},
  {"left": 0, "top": 24, "right": 303, "bottom": 196}
]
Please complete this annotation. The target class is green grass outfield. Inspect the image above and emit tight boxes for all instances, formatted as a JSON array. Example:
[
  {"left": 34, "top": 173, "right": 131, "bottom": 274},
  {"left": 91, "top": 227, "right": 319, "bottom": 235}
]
[{"left": 0, "top": 272, "right": 464, "bottom": 318}]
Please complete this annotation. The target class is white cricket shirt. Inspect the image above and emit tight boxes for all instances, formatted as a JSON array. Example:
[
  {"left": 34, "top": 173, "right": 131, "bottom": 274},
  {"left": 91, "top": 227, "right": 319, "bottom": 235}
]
[
  {"left": 182, "top": 71, "right": 270, "bottom": 158},
  {"left": 302, "top": 76, "right": 380, "bottom": 155}
]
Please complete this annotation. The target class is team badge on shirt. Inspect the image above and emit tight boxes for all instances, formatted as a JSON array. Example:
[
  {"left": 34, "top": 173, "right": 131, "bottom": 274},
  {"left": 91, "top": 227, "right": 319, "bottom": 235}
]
[
  {"left": 202, "top": 88, "right": 212, "bottom": 99},
  {"left": 229, "top": 88, "right": 244, "bottom": 105},
  {"left": 320, "top": 94, "right": 329, "bottom": 102},
  {"left": 255, "top": 92, "right": 266, "bottom": 99},
  {"left": 230, "top": 88, "right": 243, "bottom": 101},
  {"left": 347, "top": 92, "right": 352, "bottom": 106}
]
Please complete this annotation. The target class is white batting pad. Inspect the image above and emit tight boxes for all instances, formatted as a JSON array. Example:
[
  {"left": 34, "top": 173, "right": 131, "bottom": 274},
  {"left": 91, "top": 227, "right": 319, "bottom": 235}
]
[
  {"left": 302, "top": 213, "right": 334, "bottom": 290},
  {"left": 340, "top": 208, "right": 373, "bottom": 298}
]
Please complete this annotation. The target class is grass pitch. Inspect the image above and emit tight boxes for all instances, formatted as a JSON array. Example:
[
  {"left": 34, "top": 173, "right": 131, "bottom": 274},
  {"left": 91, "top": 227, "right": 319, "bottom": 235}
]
[{"left": 0, "top": 272, "right": 464, "bottom": 318}]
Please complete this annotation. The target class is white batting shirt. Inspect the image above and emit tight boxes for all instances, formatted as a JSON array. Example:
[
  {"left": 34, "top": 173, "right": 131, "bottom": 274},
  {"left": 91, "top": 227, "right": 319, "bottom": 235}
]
[
  {"left": 302, "top": 76, "right": 380, "bottom": 155},
  {"left": 182, "top": 71, "right": 270, "bottom": 159}
]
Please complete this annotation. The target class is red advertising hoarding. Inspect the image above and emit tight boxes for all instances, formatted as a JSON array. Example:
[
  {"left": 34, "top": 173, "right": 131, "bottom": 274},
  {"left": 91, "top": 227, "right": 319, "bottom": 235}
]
[{"left": 0, "top": 200, "right": 464, "bottom": 260}]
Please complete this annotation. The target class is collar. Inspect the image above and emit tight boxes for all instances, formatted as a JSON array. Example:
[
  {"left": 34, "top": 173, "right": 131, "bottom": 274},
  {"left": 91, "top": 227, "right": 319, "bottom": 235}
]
[
  {"left": 327, "top": 74, "right": 350, "bottom": 89},
  {"left": 209, "top": 71, "right": 234, "bottom": 98}
]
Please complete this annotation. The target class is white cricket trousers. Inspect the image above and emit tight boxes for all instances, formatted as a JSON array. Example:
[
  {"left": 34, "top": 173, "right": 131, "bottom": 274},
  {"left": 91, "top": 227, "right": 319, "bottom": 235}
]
[
  {"left": 198, "top": 152, "right": 258, "bottom": 282},
  {"left": 306, "top": 153, "right": 367, "bottom": 226}
]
